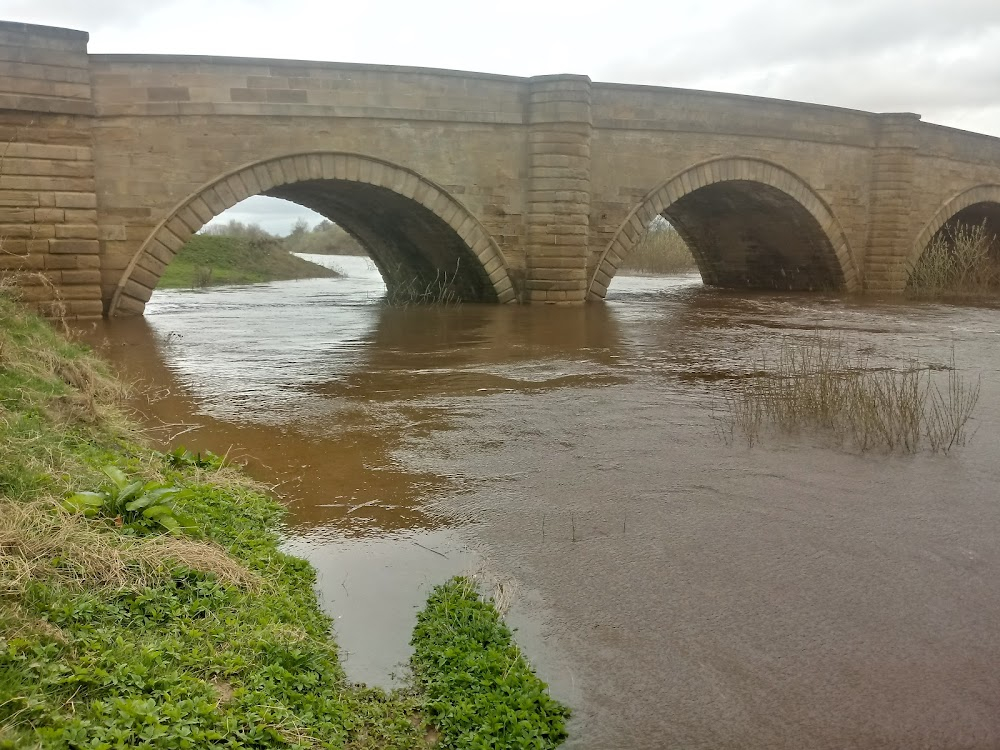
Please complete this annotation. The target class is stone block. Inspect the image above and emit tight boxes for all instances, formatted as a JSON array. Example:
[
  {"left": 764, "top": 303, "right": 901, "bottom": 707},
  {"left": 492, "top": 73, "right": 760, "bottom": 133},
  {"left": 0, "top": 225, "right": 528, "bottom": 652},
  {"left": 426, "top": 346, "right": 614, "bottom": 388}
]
[
  {"left": 43, "top": 254, "right": 80, "bottom": 270},
  {"left": 60, "top": 269, "right": 102, "bottom": 285},
  {"left": 0, "top": 208, "right": 33, "bottom": 222},
  {"left": 54, "top": 191, "right": 96, "bottom": 209},
  {"left": 147, "top": 87, "right": 190, "bottom": 102},
  {"left": 63, "top": 299, "right": 104, "bottom": 318},
  {"left": 34, "top": 207, "right": 65, "bottom": 222},
  {"left": 48, "top": 238, "right": 99, "bottom": 254},
  {"left": 55, "top": 224, "right": 98, "bottom": 239}
]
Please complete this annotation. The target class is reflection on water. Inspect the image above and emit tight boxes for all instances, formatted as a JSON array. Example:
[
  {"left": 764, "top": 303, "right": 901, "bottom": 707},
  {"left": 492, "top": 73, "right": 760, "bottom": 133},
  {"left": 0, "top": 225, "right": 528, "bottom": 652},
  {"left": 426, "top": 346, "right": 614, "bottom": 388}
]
[{"left": 83, "top": 254, "right": 1000, "bottom": 748}]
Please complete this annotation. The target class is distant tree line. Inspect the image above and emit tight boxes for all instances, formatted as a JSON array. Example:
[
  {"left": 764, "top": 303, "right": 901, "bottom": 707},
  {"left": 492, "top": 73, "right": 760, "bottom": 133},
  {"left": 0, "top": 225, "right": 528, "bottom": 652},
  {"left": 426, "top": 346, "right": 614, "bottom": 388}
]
[{"left": 203, "top": 219, "right": 365, "bottom": 256}]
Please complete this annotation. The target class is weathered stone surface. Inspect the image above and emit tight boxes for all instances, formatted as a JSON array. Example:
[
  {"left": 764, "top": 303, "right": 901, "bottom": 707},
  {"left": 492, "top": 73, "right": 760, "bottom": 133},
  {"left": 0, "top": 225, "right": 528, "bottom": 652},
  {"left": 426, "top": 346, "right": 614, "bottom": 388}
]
[{"left": 2, "top": 21, "right": 1000, "bottom": 318}]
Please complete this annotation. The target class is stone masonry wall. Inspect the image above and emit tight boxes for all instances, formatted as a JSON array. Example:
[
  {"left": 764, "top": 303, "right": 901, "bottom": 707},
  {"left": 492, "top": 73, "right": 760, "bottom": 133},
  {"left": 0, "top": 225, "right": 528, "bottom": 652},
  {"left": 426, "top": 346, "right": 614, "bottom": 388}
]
[
  {"left": 85, "top": 56, "right": 530, "bottom": 305},
  {"left": 862, "top": 114, "right": 921, "bottom": 291},
  {"left": 0, "top": 22, "right": 102, "bottom": 318},
  {"left": 524, "top": 75, "right": 593, "bottom": 303},
  {"left": 4, "top": 20, "right": 1000, "bottom": 314}
]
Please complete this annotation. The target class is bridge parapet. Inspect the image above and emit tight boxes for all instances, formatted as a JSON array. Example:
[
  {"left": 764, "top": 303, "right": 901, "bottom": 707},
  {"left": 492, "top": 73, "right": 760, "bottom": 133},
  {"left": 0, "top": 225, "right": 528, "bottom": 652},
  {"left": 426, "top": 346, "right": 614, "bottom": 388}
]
[{"left": 88, "top": 55, "right": 528, "bottom": 124}]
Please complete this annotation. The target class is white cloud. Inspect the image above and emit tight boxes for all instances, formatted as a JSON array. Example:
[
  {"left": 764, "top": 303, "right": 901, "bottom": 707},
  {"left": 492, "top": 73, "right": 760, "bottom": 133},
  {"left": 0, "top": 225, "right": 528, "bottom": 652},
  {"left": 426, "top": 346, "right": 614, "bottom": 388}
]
[{"left": 204, "top": 196, "right": 324, "bottom": 237}]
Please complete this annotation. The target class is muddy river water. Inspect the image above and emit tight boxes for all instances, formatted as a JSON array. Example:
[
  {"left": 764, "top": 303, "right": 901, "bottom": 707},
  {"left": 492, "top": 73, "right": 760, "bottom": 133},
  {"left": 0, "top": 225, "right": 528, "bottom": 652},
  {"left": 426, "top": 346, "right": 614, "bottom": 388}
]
[{"left": 83, "top": 254, "right": 1000, "bottom": 749}]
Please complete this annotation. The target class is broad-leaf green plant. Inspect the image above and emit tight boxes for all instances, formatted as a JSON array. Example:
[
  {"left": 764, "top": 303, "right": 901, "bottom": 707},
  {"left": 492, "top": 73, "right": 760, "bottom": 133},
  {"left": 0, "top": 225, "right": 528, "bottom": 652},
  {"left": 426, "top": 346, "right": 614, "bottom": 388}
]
[
  {"left": 62, "top": 465, "right": 197, "bottom": 536},
  {"left": 164, "top": 446, "right": 224, "bottom": 470}
]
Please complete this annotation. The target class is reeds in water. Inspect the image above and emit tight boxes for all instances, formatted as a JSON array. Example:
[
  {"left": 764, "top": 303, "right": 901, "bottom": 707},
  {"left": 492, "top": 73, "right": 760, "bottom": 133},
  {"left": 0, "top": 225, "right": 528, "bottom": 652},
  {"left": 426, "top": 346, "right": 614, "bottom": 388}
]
[
  {"left": 382, "top": 259, "right": 464, "bottom": 306},
  {"left": 720, "top": 336, "right": 979, "bottom": 454}
]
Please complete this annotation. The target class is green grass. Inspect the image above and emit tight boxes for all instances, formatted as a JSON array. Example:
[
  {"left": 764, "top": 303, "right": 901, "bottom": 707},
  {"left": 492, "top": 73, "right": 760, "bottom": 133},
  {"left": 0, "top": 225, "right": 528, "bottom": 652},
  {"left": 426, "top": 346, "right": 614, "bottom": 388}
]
[
  {"left": 411, "top": 578, "right": 570, "bottom": 750},
  {"left": 158, "top": 235, "right": 341, "bottom": 289},
  {"left": 0, "top": 292, "right": 570, "bottom": 749}
]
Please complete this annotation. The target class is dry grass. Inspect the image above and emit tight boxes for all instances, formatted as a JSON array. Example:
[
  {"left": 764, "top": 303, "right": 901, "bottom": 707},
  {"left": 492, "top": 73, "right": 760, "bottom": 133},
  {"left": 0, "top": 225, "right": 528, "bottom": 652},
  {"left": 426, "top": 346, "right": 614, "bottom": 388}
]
[
  {"left": 0, "top": 287, "right": 127, "bottom": 412},
  {"left": 619, "top": 223, "right": 698, "bottom": 275},
  {"left": 0, "top": 600, "right": 68, "bottom": 643},
  {"left": 719, "top": 336, "right": 979, "bottom": 453},
  {"left": 907, "top": 221, "right": 1000, "bottom": 297},
  {"left": 0, "top": 499, "right": 262, "bottom": 598}
]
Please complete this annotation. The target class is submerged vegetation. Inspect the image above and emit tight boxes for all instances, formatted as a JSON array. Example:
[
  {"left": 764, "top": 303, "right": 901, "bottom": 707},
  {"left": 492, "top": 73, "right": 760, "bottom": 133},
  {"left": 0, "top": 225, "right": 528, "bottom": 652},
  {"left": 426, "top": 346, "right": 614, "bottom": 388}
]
[
  {"left": 907, "top": 221, "right": 1000, "bottom": 298},
  {"left": 160, "top": 232, "right": 342, "bottom": 289},
  {"left": 381, "top": 261, "right": 465, "bottom": 307},
  {"left": 719, "top": 335, "right": 979, "bottom": 453},
  {"left": 0, "top": 292, "right": 568, "bottom": 748},
  {"left": 619, "top": 221, "right": 698, "bottom": 275}
]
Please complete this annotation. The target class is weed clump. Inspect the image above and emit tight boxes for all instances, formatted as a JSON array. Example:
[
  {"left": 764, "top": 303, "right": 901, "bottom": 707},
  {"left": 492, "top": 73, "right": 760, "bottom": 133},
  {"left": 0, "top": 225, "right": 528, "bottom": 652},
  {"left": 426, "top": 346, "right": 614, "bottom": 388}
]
[{"left": 720, "top": 336, "right": 979, "bottom": 453}]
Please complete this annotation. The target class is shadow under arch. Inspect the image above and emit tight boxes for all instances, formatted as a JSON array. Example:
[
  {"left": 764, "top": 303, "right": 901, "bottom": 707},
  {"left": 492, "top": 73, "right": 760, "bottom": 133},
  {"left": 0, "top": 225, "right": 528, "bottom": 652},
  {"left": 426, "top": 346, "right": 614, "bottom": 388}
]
[
  {"left": 109, "top": 152, "right": 516, "bottom": 316},
  {"left": 588, "top": 157, "right": 860, "bottom": 299},
  {"left": 909, "top": 185, "right": 1000, "bottom": 272}
]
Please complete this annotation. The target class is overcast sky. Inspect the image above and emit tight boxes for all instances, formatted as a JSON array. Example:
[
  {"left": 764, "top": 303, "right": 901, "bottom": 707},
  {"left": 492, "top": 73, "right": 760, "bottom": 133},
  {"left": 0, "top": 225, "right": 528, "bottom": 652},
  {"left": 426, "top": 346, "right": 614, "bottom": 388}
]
[{"left": 10, "top": 0, "right": 1000, "bottom": 234}]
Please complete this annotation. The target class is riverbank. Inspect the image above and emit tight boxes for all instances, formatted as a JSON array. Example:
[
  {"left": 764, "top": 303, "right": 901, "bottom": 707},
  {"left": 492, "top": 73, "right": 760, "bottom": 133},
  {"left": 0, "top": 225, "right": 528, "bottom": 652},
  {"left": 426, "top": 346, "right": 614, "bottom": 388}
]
[
  {"left": 159, "top": 234, "right": 342, "bottom": 288},
  {"left": 0, "top": 292, "right": 568, "bottom": 748}
]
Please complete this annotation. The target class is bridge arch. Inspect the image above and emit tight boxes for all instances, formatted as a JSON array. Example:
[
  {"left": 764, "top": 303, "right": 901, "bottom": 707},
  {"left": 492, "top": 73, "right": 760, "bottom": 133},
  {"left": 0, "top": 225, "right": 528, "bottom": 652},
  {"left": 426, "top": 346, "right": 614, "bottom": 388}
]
[
  {"left": 109, "top": 152, "right": 516, "bottom": 316},
  {"left": 588, "top": 157, "right": 860, "bottom": 299},
  {"left": 910, "top": 185, "right": 1000, "bottom": 271}
]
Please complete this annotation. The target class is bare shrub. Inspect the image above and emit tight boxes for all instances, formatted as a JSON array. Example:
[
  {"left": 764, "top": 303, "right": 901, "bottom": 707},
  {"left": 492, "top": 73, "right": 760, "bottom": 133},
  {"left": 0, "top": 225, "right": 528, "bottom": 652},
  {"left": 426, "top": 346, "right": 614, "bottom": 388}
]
[
  {"left": 907, "top": 221, "right": 1000, "bottom": 297},
  {"left": 620, "top": 221, "right": 698, "bottom": 275},
  {"left": 193, "top": 265, "right": 214, "bottom": 288}
]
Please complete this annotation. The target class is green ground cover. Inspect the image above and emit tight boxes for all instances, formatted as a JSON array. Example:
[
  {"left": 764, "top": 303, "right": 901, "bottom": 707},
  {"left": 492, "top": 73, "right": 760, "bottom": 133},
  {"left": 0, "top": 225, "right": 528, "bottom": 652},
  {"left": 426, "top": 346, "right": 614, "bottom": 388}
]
[
  {"left": 158, "top": 235, "right": 341, "bottom": 289},
  {"left": 0, "top": 292, "right": 568, "bottom": 749}
]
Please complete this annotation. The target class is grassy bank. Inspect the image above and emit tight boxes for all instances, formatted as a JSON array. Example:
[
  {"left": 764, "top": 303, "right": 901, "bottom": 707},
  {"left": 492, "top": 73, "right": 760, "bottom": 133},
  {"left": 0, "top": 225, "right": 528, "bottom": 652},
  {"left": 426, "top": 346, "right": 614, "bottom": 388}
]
[
  {"left": 159, "top": 234, "right": 342, "bottom": 289},
  {"left": 0, "top": 293, "right": 568, "bottom": 748},
  {"left": 411, "top": 579, "right": 569, "bottom": 748}
]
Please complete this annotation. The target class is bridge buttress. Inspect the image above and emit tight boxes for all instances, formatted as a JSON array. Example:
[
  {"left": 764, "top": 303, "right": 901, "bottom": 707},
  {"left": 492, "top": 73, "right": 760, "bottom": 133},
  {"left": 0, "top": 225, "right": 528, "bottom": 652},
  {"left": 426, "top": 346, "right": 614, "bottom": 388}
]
[
  {"left": 524, "top": 75, "right": 593, "bottom": 303},
  {"left": 0, "top": 22, "right": 103, "bottom": 318},
  {"left": 863, "top": 113, "right": 922, "bottom": 291}
]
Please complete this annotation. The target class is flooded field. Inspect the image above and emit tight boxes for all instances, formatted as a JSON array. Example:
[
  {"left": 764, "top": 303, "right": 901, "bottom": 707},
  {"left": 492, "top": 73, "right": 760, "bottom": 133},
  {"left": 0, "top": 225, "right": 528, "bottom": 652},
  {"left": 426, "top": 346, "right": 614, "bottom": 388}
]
[{"left": 84, "top": 254, "right": 1000, "bottom": 749}]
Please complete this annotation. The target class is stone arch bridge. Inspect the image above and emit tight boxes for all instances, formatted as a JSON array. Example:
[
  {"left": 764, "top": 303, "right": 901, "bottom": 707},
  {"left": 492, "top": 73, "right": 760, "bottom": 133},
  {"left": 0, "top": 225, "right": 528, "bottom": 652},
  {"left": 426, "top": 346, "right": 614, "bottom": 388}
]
[{"left": 2, "top": 20, "right": 1000, "bottom": 318}]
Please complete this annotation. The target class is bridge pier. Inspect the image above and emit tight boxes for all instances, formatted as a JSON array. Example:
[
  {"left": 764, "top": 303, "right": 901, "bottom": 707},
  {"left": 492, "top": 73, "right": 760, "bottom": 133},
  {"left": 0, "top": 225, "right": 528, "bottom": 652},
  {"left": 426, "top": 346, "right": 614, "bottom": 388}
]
[
  {"left": 524, "top": 75, "right": 593, "bottom": 303},
  {"left": 864, "top": 113, "right": 922, "bottom": 292},
  {"left": 0, "top": 22, "right": 103, "bottom": 318}
]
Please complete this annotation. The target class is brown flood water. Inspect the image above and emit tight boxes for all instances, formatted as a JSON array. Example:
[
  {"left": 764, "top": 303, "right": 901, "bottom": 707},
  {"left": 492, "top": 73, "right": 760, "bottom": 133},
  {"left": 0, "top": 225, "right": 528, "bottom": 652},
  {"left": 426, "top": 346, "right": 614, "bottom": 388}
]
[{"left": 82, "top": 254, "right": 1000, "bottom": 750}]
